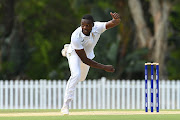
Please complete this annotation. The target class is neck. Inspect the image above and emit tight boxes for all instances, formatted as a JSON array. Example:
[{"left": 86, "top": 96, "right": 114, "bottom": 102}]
[{"left": 83, "top": 32, "right": 90, "bottom": 36}]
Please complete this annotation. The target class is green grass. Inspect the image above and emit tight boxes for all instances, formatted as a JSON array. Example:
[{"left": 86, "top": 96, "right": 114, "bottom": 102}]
[
  {"left": 0, "top": 115, "right": 180, "bottom": 120},
  {"left": 0, "top": 109, "right": 180, "bottom": 120}
]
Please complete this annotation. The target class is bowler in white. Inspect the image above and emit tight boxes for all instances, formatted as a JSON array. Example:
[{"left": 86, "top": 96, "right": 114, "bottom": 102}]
[{"left": 61, "top": 12, "right": 121, "bottom": 115}]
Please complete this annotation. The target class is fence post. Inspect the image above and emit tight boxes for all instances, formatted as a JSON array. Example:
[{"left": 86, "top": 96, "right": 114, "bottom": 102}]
[
  {"left": 25, "top": 80, "right": 29, "bottom": 109},
  {"left": 0, "top": 80, "right": 3, "bottom": 109},
  {"left": 35, "top": 80, "right": 39, "bottom": 109},
  {"left": 167, "top": 80, "right": 170, "bottom": 109},
  {"left": 5, "top": 80, "right": 8, "bottom": 109},
  {"left": 107, "top": 80, "right": 110, "bottom": 109},
  {"left": 83, "top": 80, "right": 86, "bottom": 109},
  {"left": 40, "top": 80, "right": 43, "bottom": 109},
  {"left": 141, "top": 80, "right": 145, "bottom": 109},
  {"left": 98, "top": 79, "right": 101, "bottom": 109},
  {"left": 30, "top": 80, "right": 34, "bottom": 109},
  {"left": 88, "top": 80, "right": 91, "bottom": 109},
  {"left": 127, "top": 80, "right": 130, "bottom": 109},
  {"left": 15, "top": 80, "right": 18, "bottom": 109},
  {"left": 172, "top": 80, "right": 175, "bottom": 109},
  {"left": 122, "top": 80, "right": 125, "bottom": 109},
  {"left": 53, "top": 80, "right": 57, "bottom": 109},
  {"left": 93, "top": 80, "right": 96, "bottom": 109},
  {"left": 58, "top": 80, "right": 62, "bottom": 109},
  {"left": 117, "top": 80, "right": 120, "bottom": 109},
  {"left": 48, "top": 80, "right": 52, "bottom": 109},
  {"left": 137, "top": 80, "right": 140, "bottom": 109},
  {"left": 10, "top": 80, "right": 13, "bottom": 109},
  {"left": 20, "top": 80, "right": 23, "bottom": 109},
  {"left": 101, "top": 77, "right": 106, "bottom": 109},
  {"left": 43, "top": 80, "right": 46, "bottom": 109},
  {"left": 112, "top": 80, "right": 115, "bottom": 109},
  {"left": 177, "top": 80, "right": 180, "bottom": 109},
  {"left": 132, "top": 80, "right": 135, "bottom": 109}
]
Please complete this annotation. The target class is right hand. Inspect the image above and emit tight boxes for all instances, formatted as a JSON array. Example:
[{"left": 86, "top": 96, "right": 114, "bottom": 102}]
[
  {"left": 110, "top": 12, "right": 121, "bottom": 20},
  {"left": 103, "top": 65, "right": 115, "bottom": 72}
]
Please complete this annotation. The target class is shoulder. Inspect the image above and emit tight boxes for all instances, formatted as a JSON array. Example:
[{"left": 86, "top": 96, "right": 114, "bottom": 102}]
[
  {"left": 94, "top": 21, "right": 106, "bottom": 25},
  {"left": 70, "top": 27, "right": 83, "bottom": 49},
  {"left": 72, "top": 27, "right": 81, "bottom": 37},
  {"left": 71, "top": 27, "right": 82, "bottom": 43},
  {"left": 92, "top": 21, "right": 107, "bottom": 33}
]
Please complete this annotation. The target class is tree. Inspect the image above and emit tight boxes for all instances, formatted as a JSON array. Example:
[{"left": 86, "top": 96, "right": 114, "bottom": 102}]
[
  {"left": 0, "top": 0, "right": 78, "bottom": 79},
  {"left": 167, "top": 1, "right": 180, "bottom": 79},
  {"left": 128, "top": 0, "right": 172, "bottom": 79},
  {"left": 0, "top": 0, "right": 28, "bottom": 79}
]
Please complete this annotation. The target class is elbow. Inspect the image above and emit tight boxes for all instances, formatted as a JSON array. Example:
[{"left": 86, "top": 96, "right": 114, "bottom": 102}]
[{"left": 81, "top": 58, "right": 90, "bottom": 65}]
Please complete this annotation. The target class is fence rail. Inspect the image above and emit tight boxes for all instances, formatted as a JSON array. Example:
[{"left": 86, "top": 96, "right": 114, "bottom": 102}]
[{"left": 0, "top": 78, "right": 180, "bottom": 109}]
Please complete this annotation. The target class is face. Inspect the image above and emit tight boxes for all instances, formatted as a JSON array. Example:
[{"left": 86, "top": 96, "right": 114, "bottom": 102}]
[{"left": 81, "top": 19, "right": 93, "bottom": 36}]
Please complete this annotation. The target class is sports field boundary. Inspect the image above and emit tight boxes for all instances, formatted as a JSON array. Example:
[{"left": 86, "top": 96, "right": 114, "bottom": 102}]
[{"left": 1, "top": 110, "right": 180, "bottom": 117}]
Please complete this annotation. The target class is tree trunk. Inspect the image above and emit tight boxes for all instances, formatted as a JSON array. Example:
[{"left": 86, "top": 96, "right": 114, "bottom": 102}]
[
  {"left": 114, "top": 0, "right": 133, "bottom": 78},
  {"left": 128, "top": 0, "right": 171, "bottom": 79},
  {"left": 0, "top": 0, "right": 27, "bottom": 79},
  {"left": 128, "top": 0, "right": 153, "bottom": 48},
  {"left": 1, "top": 0, "right": 15, "bottom": 61},
  {"left": 150, "top": 0, "right": 171, "bottom": 79}
]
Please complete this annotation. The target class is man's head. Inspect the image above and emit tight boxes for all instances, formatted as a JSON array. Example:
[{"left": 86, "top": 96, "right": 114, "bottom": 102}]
[{"left": 81, "top": 14, "right": 94, "bottom": 36}]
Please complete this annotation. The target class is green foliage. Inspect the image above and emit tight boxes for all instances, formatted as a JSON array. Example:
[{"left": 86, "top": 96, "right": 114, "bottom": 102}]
[
  {"left": 107, "top": 40, "right": 119, "bottom": 63},
  {"left": 168, "top": 50, "right": 180, "bottom": 79},
  {"left": 170, "top": 3, "right": 180, "bottom": 30},
  {"left": 167, "top": 2, "right": 180, "bottom": 79},
  {"left": 125, "top": 48, "right": 148, "bottom": 73},
  {"left": 1, "top": 0, "right": 180, "bottom": 80},
  {"left": 14, "top": 0, "right": 78, "bottom": 79}
]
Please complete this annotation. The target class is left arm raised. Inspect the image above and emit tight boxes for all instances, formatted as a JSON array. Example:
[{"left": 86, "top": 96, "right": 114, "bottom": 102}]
[{"left": 106, "top": 12, "right": 121, "bottom": 29}]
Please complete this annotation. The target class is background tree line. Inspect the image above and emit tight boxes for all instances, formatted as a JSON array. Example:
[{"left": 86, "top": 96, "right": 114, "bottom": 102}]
[{"left": 0, "top": 0, "right": 180, "bottom": 80}]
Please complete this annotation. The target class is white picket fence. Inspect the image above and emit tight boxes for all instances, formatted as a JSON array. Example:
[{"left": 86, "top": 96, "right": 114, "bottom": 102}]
[{"left": 0, "top": 77, "right": 180, "bottom": 109}]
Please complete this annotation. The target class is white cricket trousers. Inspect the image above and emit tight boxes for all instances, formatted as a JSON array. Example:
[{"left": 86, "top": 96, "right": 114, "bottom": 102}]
[{"left": 63, "top": 50, "right": 90, "bottom": 107}]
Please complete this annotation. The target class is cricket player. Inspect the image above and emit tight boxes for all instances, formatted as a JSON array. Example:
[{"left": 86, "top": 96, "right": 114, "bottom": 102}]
[{"left": 61, "top": 12, "right": 120, "bottom": 115}]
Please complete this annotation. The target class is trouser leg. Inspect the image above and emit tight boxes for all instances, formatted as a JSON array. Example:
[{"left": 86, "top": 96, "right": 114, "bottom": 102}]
[
  {"left": 63, "top": 51, "right": 81, "bottom": 107},
  {"left": 63, "top": 51, "right": 90, "bottom": 108}
]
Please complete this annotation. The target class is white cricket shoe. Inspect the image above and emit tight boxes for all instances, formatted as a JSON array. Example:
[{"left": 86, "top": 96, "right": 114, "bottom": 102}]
[{"left": 61, "top": 106, "right": 69, "bottom": 116}]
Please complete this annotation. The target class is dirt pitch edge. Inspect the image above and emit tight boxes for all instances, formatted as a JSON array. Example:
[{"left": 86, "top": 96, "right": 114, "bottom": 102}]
[{"left": 0, "top": 111, "right": 180, "bottom": 117}]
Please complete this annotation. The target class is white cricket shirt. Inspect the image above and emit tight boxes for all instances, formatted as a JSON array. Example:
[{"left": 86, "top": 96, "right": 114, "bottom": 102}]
[{"left": 67, "top": 22, "right": 107, "bottom": 59}]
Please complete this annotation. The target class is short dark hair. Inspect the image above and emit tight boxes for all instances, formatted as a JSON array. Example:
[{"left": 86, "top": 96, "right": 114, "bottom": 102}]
[{"left": 82, "top": 14, "right": 94, "bottom": 23}]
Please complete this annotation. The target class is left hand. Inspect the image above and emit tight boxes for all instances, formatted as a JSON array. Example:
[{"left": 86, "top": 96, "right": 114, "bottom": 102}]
[{"left": 110, "top": 12, "right": 121, "bottom": 20}]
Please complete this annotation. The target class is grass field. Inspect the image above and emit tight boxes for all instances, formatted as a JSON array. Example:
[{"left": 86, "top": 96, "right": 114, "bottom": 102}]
[{"left": 0, "top": 109, "right": 180, "bottom": 120}]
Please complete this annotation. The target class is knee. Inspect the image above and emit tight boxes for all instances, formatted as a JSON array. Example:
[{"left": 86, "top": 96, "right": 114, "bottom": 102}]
[{"left": 69, "top": 73, "right": 81, "bottom": 86}]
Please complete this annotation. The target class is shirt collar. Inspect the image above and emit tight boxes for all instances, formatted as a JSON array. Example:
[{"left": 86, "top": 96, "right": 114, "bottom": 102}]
[{"left": 80, "top": 31, "right": 88, "bottom": 38}]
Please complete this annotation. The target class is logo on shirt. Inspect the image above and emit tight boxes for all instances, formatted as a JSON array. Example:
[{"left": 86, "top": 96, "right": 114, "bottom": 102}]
[{"left": 81, "top": 39, "right": 85, "bottom": 42}]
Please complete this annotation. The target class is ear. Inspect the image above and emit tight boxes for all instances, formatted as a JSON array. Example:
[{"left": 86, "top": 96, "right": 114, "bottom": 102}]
[{"left": 92, "top": 22, "right": 94, "bottom": 27}]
